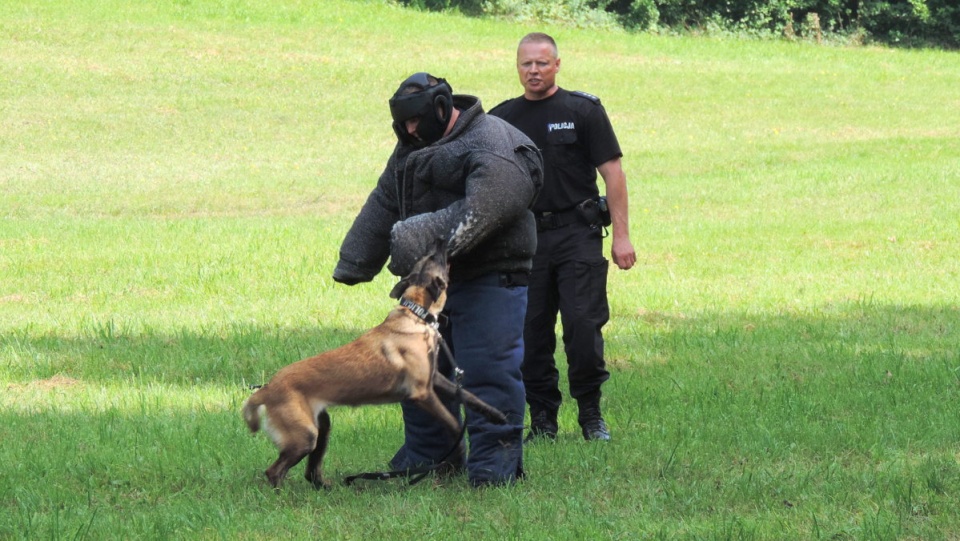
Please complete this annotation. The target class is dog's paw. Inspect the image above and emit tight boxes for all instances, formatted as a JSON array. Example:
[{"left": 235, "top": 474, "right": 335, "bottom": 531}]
[{"left": 306, "top": 473, "right": 331, "bottom": 491}]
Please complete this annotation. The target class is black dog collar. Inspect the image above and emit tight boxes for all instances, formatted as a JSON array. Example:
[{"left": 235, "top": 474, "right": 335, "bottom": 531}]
[{"left": 400, "top": 297, "right": 439, "bottom": 329}]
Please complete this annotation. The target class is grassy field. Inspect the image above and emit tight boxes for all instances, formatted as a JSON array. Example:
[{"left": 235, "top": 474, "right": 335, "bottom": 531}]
[{"left": 2, "top": 0, "right": 960, "bottom": 539}]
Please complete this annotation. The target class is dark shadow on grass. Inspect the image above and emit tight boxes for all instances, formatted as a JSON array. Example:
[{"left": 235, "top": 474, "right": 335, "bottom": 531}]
[
  {"left": 2, "top": 323, "right": 371, "bottom": 386},
  {"left": 3, "top": 302, "right": 960, "bottom": 538},
  {"left": 600, "top": 301, "right": 960, "bottom": 464},
  {"left": 4, "top": 300, "right": 958, "bottom": 404}
]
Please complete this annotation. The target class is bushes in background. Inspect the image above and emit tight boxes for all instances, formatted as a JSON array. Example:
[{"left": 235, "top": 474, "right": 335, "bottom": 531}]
[{"left": 395, "top": 0, "right": 960, "bottom": 48}]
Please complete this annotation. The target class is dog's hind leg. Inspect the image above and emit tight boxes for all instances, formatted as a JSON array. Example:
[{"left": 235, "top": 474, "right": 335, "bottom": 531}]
[
  {"left": 432, "top": 375, "right": 508, "bottom": 425},
  {"left": 264, "top": 426, "right": 317, "bottom": 489},
  {"left": 304, "top": 410, "right": 331, "bottom": 490},
  {"left": 265, "top": 446, "right": 310, "bottom": 488}
]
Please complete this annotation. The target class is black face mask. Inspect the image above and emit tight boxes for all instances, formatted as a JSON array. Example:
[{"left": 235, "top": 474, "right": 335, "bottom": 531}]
[{"left": 388, "top": 72, "right": 453, "bottom": 148}]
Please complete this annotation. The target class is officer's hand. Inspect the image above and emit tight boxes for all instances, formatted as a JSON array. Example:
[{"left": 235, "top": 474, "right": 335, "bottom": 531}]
[
  {"left": 333, "top": 260, "right": 373, "bottom": 285},
  {"left": 332, "top": 273, "right": 362, "bottom": 286},
  {"left": 611, "top": 237, "right": 636, "bottom": 270}
]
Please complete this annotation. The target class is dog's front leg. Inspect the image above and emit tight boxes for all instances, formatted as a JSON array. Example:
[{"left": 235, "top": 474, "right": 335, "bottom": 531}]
[
  {"left": 413, "top": 392, "right": 463, "bottom": 437},
  {"left": 304, "top": 410, "right": 332, "bottom": 490},
  {"left": 433, "top": 374, "right": 507, "bottom": 425}
]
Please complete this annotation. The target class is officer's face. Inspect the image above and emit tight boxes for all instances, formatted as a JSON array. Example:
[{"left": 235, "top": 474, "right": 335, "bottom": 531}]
[
  {"left": 402, "top": 102, "right": 443, "bottom": 142},
  {"left": 517, "top": 41, "right": 560, "bottom": 100},
  {"left": 404, "top": 117, "right": 423, "bottom": 142}
]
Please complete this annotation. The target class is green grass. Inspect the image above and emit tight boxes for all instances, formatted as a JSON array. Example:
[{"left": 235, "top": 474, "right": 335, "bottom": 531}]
[{"left": 2, "top": 0, "right": 960, "bottom": 539}]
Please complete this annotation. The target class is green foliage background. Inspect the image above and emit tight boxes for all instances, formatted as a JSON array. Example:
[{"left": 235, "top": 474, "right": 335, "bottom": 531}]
[{"left": 401, "top": 0, "right": 960, "bottom": 48}]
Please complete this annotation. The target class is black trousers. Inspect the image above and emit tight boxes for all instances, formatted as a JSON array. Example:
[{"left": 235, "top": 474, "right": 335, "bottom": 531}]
[{"left": 522, "top": 221, "right": 611, "bottom": 414}]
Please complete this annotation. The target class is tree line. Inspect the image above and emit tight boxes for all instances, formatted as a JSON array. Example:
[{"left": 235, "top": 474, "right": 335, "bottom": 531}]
[{"left": 400, "top": 0, "right": 960, "bottom": 49}]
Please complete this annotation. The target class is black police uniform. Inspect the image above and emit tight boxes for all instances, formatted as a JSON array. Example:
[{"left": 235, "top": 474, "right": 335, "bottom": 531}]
[{"left": 490, "top": 88, "right": 621, "bottom": 428}]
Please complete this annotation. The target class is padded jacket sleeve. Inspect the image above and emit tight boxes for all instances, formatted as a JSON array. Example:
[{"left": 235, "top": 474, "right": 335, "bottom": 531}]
[
  {"left": 388, "top": 147, "right": 540, "bottom": 277},
  {"left": 332, "top": 160, "right": 401, "bottom": 285}
]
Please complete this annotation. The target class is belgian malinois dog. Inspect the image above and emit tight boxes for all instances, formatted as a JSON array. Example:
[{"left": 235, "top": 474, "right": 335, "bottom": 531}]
[{"left": 242, "top": 241, "right": 507, "bottom": 488}]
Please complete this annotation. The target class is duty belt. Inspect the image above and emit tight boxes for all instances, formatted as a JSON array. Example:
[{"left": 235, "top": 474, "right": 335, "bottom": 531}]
[{"left": 535, "top": 207, "right": 580, "bottom": 232}]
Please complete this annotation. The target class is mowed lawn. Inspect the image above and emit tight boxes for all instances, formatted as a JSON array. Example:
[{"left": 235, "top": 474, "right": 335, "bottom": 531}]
[{"left": 2, "top": 0, "right": 959, "bottom": 539}]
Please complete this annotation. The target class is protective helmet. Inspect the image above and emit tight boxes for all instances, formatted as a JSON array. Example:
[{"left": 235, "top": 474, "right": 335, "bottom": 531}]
[{"left": 388, "top": 72, "right": 453, "bottom": 148}]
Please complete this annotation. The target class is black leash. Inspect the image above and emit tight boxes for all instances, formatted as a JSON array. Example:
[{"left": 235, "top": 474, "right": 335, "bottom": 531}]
[{"left": 344, "top": 336, "right": 466, "bottom": 487}]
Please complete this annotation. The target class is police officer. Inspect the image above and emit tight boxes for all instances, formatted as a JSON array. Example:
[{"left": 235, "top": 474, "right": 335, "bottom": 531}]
[
  {"left": 490, "top": 33, "right": 637, "bottom": 442},
  {"left": 334, "top": 73, "right": 543, "bottom": 485}
]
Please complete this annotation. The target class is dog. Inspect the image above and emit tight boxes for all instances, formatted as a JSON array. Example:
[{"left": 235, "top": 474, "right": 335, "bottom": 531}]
[{"left": 242, "top": 240, "right": 507, "bottom": 488}]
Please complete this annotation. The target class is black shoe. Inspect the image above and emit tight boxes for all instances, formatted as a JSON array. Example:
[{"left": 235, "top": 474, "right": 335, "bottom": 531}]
[
  {"left": 525, "top": 409, "right": 558, "bottom": 442},
  {"left": 580, "top": 417, "right": 611, "bottom": 441},
  {"left": 578, "top": 400, "right": 611, "bottom": 441}
]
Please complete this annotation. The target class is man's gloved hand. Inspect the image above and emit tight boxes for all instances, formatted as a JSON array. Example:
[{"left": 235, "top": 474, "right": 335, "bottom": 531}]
[{"left": 332, "top": 259, "right": 374, "bottom": 286}]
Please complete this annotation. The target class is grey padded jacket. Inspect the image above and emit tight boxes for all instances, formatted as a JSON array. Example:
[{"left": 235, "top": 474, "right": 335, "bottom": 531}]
[{"left": 333, "top": 94, "right": 543, "bottom": 284}]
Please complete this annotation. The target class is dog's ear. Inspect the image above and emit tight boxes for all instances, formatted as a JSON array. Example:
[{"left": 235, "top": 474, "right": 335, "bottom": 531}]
[
  {"left": 427, "top": 275, "right": 447, "bottom": 302},
  {"left": 433, "top": 237, "right": 449, "bottom": 259},
  {"left": 389, "top": 277, "right": 410, "bottom": 299},
  {"left": 431, "top": 239, "right": 450, "bottom": 274}
]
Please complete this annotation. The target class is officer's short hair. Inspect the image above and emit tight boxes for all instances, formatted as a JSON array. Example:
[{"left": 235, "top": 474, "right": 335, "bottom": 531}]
[{"left": 519, "top": 32, "right": 558, "bottom": 57}]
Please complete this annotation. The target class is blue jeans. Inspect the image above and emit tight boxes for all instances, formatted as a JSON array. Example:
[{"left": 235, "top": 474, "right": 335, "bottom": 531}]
[{"left": 390, "top": 272, "right": 527, "bottom": 485}]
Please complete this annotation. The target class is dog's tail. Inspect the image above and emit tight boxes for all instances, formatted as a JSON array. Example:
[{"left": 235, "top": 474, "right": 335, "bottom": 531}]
[{"left": 242, "top": 392, "right": 264, "bottom": 433}]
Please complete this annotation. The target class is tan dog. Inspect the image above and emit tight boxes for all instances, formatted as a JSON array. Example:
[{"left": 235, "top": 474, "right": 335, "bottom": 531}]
[{"left": 242, "top": 242, "right": 507, "bottom": 488}]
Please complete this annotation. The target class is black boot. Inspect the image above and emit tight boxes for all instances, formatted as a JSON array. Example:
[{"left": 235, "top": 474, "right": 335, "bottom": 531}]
[
  {"left": 577, "top": 396, "right": 611, "bottom": 442},
  {"left": 525, "top": 408, "right": 558, "bottom": 442}
]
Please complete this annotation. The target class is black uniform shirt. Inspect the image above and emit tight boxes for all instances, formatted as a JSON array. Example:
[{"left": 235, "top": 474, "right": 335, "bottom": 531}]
[{"left": 490, "top": 88, "right": 622, "bottom": 214}]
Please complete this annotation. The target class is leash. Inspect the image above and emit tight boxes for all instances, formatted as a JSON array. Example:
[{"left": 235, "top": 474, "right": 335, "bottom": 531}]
[{"left": 344, "top": 334, "right": 467, "bottom": 487}]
